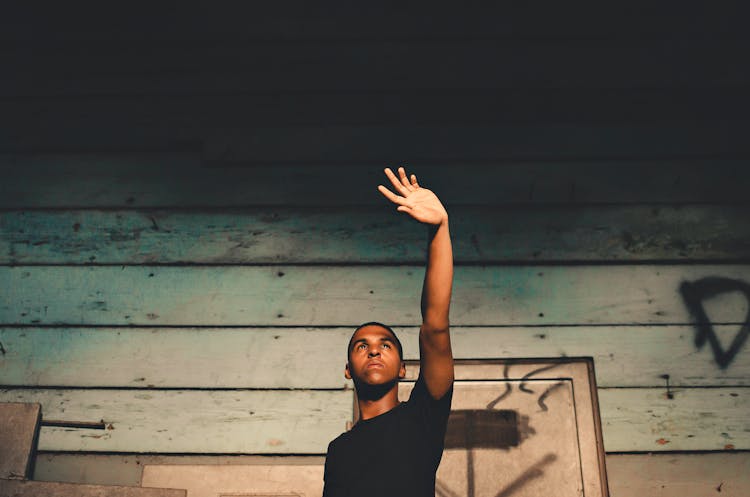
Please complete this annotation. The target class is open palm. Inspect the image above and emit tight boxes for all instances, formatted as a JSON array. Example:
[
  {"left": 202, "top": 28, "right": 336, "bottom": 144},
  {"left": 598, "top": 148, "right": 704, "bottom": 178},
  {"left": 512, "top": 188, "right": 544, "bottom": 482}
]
[{"left": 378, "top": 167, "right": 448, "bottom": 226}]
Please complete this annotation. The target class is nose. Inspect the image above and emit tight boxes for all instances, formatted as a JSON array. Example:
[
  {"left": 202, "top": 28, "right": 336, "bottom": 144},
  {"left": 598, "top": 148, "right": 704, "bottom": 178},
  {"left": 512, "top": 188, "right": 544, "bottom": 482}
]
[{"left": 368, "top": 349, "right": 380, "bottom": 358}]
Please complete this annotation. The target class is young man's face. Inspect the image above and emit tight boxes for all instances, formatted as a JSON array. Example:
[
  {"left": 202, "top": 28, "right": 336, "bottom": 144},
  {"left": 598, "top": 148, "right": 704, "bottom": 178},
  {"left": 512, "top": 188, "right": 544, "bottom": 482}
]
[{"left": 345, "top": 324, "right": 406, "bottom": 385}]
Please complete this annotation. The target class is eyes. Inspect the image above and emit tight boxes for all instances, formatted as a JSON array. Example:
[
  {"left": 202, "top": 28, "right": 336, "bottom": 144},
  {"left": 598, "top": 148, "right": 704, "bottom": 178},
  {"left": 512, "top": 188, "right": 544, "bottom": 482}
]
[{"left": 355, "top": 342, "right": 392, "bottom": 351}]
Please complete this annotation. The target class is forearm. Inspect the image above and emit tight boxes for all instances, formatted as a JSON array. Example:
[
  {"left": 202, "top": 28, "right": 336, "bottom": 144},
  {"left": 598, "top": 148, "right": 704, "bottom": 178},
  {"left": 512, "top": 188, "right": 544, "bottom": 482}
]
[
  {"left": 376, "top": 166, "right": 454, "bottom": 397},
  {"left": 420, "top": 218, "right": 453, "bottom": 332}
]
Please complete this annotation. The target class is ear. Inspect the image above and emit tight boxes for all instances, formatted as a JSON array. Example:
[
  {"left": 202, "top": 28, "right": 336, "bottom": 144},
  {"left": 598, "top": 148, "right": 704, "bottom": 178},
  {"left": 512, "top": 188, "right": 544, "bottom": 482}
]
[
  {"left": 345, "top": 362, "right": 352, "bottom": 380},
  {"left": 398, "top": 361, "right": 406, "bottom": 379}
]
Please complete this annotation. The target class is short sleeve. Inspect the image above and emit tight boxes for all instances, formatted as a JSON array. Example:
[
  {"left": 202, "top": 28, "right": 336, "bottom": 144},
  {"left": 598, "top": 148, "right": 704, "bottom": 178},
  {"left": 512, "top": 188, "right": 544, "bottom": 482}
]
[
  {"left": 323, "top": 440, "right": 345, "bottom": 497},
  {"left": 407, "top": 373, "right": 453, "bottom": 452}
]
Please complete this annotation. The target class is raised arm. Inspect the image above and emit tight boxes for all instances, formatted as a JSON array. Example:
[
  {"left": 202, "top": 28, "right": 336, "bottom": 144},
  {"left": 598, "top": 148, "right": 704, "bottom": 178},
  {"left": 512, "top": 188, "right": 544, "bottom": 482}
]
[{"left": 378, "top": 167, "right": 454, "bottom": 399}]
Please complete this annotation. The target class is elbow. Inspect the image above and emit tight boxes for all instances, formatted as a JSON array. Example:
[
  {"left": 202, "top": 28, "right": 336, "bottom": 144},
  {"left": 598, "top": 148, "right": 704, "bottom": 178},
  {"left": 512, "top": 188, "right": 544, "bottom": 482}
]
[{"left": 420, "top": 321, "right": 450, "bottom": 336}]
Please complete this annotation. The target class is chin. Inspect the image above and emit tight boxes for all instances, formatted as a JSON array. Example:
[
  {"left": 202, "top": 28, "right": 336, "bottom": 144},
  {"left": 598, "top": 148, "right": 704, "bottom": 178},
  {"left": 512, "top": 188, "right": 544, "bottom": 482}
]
[
  {"left": 354, "top": 378, "right": 399, "bottom": 401},
  {"left": 360, "top": 371, "right": 399, "bottom": 383},
  {"left": 355, "top": 374, "right": 398, "bottom": 388}
]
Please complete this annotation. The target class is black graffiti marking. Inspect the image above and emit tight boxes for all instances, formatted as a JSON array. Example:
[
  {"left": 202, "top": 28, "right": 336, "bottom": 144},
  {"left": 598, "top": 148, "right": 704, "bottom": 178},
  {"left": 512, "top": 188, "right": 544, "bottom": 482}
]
[
  {"left": 467, "top": 443, "right": 476, "bottom": 497},
  {"left": 493, "top": 453, "right": 557, "bottom": 497},
  {"left": 445, "top": 410, "right": 519, "bottom": 450},
  {"left": 435, "top": 450, "right": 557, "bottom": 497},
  {"left": 519, "top": 363, "right": 562, "bottom": 393},
  {"left": 486, "top": 363, "right": 564, "bottom": 412},
  {"left": 661, "top": 374, "right": 674, "bottom": 399},
  {"left": 487, "top": 383, "right": 513, "bottom": 409},
  {"left": 486, "top": 363, "right": 513, "bottom": 409},
  {"left": 438, "top": 363, "right": 563, "bottom": 497},
  {"left": 680, "top": 277, "right": 750, "bottom": 369},
  {"left": 536, "top": 381, "right": 566, "bottom": 412}
]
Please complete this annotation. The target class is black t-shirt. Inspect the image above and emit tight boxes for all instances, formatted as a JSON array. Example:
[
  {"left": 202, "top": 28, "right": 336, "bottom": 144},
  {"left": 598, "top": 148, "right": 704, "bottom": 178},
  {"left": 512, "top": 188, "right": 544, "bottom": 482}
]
[{"left": 323, "top": 374, "right": 453, "bottom": 497}]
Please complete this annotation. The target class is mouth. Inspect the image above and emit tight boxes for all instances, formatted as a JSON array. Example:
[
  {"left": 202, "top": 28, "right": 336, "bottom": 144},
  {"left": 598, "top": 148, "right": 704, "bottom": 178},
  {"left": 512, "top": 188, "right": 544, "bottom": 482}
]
[{"left": 366, "top": 361, "right": 385, "bottom": 369}]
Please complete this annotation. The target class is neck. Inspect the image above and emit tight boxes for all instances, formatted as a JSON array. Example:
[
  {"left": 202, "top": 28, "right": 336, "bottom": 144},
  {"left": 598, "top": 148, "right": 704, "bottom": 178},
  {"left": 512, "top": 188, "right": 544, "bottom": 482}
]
[{"left": 355, "top": 380, "right": 400, "bottom": 421}]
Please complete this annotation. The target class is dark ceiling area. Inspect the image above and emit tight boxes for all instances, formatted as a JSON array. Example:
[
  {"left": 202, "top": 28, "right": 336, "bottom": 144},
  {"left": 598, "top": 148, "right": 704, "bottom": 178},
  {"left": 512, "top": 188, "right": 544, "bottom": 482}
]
[{"left": 1, "top": 4, "right": 749, "bottom": 165}]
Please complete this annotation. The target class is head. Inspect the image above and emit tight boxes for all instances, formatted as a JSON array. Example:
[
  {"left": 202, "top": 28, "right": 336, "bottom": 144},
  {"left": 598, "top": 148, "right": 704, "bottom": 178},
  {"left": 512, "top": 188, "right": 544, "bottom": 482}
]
[{"left": 345, "top": 322, "right": 406, "bottom": 391}]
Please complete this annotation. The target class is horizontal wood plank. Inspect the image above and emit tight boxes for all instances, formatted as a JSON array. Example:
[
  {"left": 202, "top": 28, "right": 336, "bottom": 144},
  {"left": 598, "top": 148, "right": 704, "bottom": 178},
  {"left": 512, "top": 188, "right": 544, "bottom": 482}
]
[
  {"left": 0, "top": 328, "right": 351, "bottom": 389},
  {"left": 1, "top": 326, "right": 748, "bottom": 389},
  {"left": 2, "top": 265, "right": 748, "bottom": 326},
  {"left": 2, "top": 205, "right": 748, "bottom": 264},
  {"left": 0, "top": 389, "right": 352, "bottom": 454},
  {"left": 33, "top": 454, "right": 325, "bottom": 487},
  {"left": 0, "top": 479, "right": 186, "bottom": 497},
  {"left": 0, "top": 387, "right": 746, "bottom": 453},
  {"left": 605, "top": 452, "right": 750, "bottom": 497},
  {"left": 2, "top": 155, "right": 748, "bottom": 207},
  {"left": 30, "top": 452, "right": 750, "bottom": 493},
  {"left": 598, "top": 387, "right": 750, "bottom": 452},
  {"left": 3, "top": 40, "right": 749, "bottom": 98}
]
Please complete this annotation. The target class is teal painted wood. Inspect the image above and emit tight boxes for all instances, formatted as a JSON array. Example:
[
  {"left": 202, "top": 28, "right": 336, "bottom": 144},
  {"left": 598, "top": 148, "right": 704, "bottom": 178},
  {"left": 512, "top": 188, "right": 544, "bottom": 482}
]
[
  {"left": 1, "top": 155, "right": 748, "bottom": 207},
  {"left": 2, "top": 265, "right": 749, "bottom": 326},
  {"left": 0, "top": 389, "right": 352, "bottom": 454},
  {"left": 0, "top": 328, "right": 351, "bottom": 389},
  {"left": 598, "top": 386, "right": 750, "bottom": 452},
  {"left": 0, "top": 387, "right": 745, "bottom": 452},
  {"left": 3, "top": 206, "right": 748, "bottom": 264},
  {"left": 1, "top": 326, "right": 748, "bottom": 389}
]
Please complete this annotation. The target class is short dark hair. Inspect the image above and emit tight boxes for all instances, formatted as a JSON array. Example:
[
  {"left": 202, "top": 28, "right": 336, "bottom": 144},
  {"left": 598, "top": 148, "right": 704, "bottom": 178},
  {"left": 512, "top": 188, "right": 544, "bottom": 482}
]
[{"left": 348, "top": 321, "right": 403, "bottom": 361}]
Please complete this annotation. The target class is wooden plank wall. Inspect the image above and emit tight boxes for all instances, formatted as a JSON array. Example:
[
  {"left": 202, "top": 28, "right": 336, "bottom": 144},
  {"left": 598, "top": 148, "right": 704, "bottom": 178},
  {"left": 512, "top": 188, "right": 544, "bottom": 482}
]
[{"left": 1, "top": 4, "right": 749, "bottom": 494}]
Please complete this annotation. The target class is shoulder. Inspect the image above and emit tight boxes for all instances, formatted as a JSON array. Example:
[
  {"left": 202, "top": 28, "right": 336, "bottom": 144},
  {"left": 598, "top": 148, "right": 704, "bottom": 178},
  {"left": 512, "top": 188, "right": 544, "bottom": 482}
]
[
  {"left": 326, "top": 422, "right": 368, "bottom": 455},
  {"left": 325, "top": 431, "right": 352, "bottom": 473},
  {"left": 327, "top": 429, "right": 352, "bottom": 452},
  {"left": 408, "top": 371, "right": 453, "bottom": 404}
]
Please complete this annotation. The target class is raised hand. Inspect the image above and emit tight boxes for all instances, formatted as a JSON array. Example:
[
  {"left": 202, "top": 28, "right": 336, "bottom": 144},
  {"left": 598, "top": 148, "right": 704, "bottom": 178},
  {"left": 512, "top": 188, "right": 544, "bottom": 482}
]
[{"left": 378, "top": 167, "right": 448, "bottom": 226}]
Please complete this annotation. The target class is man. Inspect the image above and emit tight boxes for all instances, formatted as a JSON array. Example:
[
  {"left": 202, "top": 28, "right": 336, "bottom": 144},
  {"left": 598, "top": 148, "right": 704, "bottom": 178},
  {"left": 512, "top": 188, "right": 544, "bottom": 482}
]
[{"left": 323, "top": 166, "right": 454, "bottom": 497}]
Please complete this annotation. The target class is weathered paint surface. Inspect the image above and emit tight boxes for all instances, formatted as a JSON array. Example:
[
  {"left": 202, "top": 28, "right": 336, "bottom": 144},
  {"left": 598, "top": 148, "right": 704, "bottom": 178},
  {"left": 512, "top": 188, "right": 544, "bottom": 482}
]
[
  {"left": 0, "top": 389, "right": 352, "bottom": 454},
  {"left": 1, "top": 326, "right": 748, "bottom": 388},
  {"left": 31, "top": 452, "right": 750, "bottom": 494},
  {"left": 606, "top": 452, "right": 750, "bottom": 497},
  {"left": 3, "top": 265, "right": 749, "bottom": 326},
  {"left": 141, "top": 465, "right": 324, "bottom": 497},
  {"left": 34, "top": 454, "right": 326, "bottom": 487},
  {"left": 0, "top": 479, "right": 186, "bottom": 497},
  {"left": 0, "top": 387, "right": 746, "bottom": 453},
  {"left": 2, "top": 206, "right": 748, "bottom": 264},
  {"left": 1, "top": 7, "right": 748, "bottom": 490},
  {"left": 0, "top": 402, "right": 40, "bottom": 479},
  {"left": 598, "top": 387, "right": 750, "bottom": 451}
]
